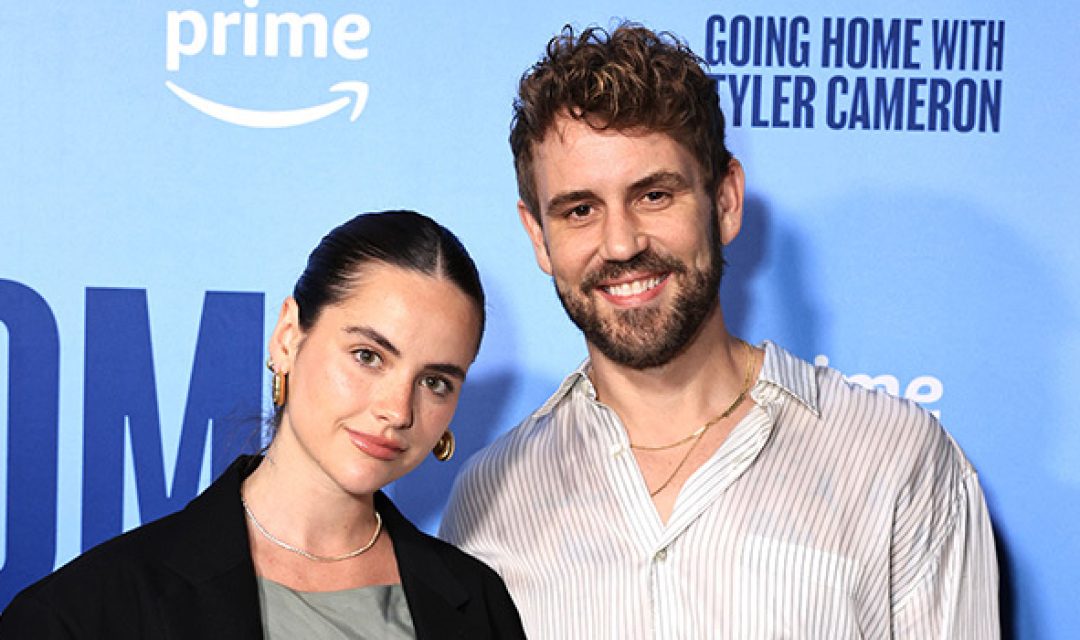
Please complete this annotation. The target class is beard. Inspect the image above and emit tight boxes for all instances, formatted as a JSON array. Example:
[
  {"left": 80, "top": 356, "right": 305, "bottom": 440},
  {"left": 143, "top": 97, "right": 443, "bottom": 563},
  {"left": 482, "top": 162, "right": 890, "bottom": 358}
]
[{"left": 553, "top": 218, "right": 725, "bottom": 370}]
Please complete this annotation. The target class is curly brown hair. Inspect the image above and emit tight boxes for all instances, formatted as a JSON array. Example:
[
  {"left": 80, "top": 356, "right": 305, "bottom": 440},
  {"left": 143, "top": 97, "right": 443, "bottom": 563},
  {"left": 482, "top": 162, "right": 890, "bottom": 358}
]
[{"left": 511, "top": 23, "right": 733, "bottom": 220}]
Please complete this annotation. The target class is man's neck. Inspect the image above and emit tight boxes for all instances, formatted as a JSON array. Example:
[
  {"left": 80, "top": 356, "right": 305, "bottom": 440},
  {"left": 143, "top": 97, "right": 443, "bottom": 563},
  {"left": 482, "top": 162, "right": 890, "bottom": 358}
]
[{"left": 586, "top": 306, "right": 751, "bottom": 441}]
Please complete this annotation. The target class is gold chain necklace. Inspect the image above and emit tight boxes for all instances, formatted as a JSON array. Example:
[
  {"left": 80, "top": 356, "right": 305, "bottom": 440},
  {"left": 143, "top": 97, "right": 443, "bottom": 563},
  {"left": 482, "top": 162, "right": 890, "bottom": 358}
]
[
  {"left": 242, "top": 498, "right": 383, "bottom": 562},
  {"left": 632, "top": 340, "right": 756, "bottom": 498}
]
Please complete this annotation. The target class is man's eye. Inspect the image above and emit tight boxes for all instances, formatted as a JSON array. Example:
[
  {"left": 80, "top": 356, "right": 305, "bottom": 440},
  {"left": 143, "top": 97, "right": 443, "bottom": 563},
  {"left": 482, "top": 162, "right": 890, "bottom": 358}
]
[
  {"left": 354, "top": 349, "right": 383, "bottom": 367},
  {"left": 566, "top": 204, "right": 592, "bottom": 218},
  {"left": 642, "top": 191, "right": 670, "bottom": 203}
]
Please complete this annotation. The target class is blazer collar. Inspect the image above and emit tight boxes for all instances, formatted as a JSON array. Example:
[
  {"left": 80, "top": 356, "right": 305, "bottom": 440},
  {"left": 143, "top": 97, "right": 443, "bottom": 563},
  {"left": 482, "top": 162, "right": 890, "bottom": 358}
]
[
  {"left": 157, "top": 455, "right": 265, "bottom": 638},
  {"left": 161, "top": 456, "right": 260, "bottom": 582},
  {"left": 376, "top": 491, "right": 476, "bottom": 638},
  {"left": 161, "top": 456, "right": 478, "bottom": 638}
]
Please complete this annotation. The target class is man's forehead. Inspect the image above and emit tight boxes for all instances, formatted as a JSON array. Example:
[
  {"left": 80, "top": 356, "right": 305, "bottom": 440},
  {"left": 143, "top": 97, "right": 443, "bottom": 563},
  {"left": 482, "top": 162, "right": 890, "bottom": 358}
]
[
  {"left": 534, "top": 117, "right": 699, "bottom": 184},
  {"left": 541, "top": 112, "right": 659, "bottom": 148}
]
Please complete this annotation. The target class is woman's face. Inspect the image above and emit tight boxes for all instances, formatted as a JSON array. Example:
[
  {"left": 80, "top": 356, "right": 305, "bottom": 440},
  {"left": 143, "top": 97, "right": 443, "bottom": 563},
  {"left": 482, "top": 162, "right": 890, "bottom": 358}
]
[{"left": 269, "top": 262, "right": 481, "bottom": 497}]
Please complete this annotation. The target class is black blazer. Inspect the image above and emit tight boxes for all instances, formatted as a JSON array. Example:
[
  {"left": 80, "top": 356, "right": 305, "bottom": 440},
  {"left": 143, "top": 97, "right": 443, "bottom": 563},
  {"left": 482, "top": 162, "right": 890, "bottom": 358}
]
[{"left": 0, "top": 456, "right": 525, "bottom": 639}]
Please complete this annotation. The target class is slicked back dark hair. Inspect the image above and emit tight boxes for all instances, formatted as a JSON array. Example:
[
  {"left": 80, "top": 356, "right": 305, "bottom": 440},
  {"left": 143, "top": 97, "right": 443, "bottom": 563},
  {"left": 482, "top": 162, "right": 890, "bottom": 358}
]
[{"left": 293, "top": 210, "right": 485, "bottom": 338}]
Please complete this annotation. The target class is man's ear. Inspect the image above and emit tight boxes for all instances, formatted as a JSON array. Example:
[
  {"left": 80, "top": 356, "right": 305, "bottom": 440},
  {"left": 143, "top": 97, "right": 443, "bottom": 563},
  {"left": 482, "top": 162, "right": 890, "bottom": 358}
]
[
  {"left": 268, "top": 297, "right": 303, "bottom": 373},
  {"left": 715, "top": 158, "right": 746, "bottom": 246},
  {"left": 518, "top": 200, "right": 553, "bottom": 275}
]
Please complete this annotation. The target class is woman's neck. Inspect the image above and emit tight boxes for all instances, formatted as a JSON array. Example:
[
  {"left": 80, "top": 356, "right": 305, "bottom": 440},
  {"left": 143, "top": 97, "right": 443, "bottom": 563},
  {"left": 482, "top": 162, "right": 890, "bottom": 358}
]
[{"left": 243, "top": 439, "right": 378, "bottom": 556}]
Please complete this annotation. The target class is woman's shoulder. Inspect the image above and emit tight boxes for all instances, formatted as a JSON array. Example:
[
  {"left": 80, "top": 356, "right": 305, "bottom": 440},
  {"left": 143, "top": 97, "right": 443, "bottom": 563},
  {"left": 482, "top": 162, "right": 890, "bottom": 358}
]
[
  {"left": 19, "top": 458, "right": 250, "bottom": 600},
  {"left": 1, "top": 457, "right": 255, "bottom": 636},
  {"left": 0, "top": 508, "right": 197, "bottom": 637},
  {"left": 20, "top": 501, "right": 209, "bottom": 604}
]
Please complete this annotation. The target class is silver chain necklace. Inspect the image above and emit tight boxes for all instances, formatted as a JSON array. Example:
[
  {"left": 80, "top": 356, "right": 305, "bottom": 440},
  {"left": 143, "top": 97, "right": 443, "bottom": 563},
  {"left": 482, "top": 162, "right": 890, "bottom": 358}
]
[{"left": 241, "top": 498, "right": 383, "bottom": 562}]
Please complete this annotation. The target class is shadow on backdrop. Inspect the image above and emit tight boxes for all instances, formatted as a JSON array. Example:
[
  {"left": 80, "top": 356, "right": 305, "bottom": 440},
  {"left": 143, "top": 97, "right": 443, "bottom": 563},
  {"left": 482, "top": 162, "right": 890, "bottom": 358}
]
[
  {"left": 390, "top": 279, "right": 564, "bottom": 533},
  {"left": 722, "top": 192, "right": 769, "bottom": 337},
  {"left": 816, "top": 188, "right": 1079, "bottom": 639},
  {"left": 723, "top": 186, "right": 1075, "bottom": 637},
  {"left": 725, "top": 192, "right": 823, "bottom": 358},
  {"left": 390, "top": 368, "right": 519, "bottom": 532}
]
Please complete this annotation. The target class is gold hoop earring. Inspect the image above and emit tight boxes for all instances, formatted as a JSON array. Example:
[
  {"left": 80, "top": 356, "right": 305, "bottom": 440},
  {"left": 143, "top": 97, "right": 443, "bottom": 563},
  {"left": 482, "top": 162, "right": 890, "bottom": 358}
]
[
  {"left": 267, "top": 358, "right": 287, "bottom": 408},
  {"left": 432, "top": 431, "right": 455, "bottom": 462}
]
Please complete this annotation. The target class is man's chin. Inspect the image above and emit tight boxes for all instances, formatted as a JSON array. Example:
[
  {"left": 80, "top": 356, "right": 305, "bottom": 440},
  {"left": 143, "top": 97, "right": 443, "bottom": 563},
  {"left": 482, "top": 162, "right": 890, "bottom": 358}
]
[
  {"left": 591, "top": 340, "right": 680, "bottom": 370},
  {"left": 584, "top": 322, "right": 683, "bottom": 369}
]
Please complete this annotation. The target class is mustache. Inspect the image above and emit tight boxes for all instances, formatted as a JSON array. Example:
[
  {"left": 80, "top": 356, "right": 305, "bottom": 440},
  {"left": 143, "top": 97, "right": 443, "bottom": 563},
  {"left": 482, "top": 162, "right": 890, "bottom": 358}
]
[{"left": 581, "top": 250, "right": 687, "bottom": 293}]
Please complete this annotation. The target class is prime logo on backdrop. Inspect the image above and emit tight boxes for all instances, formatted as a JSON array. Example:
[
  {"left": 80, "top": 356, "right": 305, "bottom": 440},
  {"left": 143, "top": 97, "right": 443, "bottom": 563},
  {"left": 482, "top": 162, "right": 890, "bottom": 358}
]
[{"left": 164, "top": 0, "right": 371, "bottom": 128}]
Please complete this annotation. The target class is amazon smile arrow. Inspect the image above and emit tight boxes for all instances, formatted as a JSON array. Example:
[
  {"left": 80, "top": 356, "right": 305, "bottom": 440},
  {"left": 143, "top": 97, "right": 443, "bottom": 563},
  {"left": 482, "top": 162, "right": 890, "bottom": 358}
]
[{"left": 164, "top": 80, "right": 370, "bottom": 128}]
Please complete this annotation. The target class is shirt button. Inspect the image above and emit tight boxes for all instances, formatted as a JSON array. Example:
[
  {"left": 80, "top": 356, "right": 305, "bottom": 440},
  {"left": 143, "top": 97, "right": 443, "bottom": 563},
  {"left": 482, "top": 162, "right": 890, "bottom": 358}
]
[{"left": 654, "top": 548, "right": 668, "bottom": 561}]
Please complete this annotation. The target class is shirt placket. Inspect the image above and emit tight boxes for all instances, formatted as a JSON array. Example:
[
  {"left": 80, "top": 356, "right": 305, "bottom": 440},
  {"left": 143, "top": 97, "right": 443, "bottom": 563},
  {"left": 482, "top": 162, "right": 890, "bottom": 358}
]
[
  {"left": 593, "top": 400, "right": 669, "bottom": 637},
  {"left": 649, "top": 537, "right": 683, "bottom": 640},
  {"left": 597, "top": 400, "right": 700, "bottom": 640}
]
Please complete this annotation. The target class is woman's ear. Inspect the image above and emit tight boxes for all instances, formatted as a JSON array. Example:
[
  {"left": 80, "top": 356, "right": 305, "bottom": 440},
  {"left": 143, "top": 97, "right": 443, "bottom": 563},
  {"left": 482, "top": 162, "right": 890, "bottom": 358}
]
[{"left": 268, "top": 297, "right": 302, "bottom": 372}]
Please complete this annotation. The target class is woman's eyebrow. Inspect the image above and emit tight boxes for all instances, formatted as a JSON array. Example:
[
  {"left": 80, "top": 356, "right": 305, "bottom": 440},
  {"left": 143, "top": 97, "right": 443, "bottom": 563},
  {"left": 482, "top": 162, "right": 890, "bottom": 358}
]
[{"left": 343, "top": 325, "right": 400, "bottom": 357}]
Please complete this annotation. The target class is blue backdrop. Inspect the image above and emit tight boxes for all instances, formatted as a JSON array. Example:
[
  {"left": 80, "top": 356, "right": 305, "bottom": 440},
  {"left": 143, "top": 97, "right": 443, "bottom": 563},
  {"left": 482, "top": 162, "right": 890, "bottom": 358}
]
[{"left": 2, "top": 2, "right": 1078, "bottom": 637}]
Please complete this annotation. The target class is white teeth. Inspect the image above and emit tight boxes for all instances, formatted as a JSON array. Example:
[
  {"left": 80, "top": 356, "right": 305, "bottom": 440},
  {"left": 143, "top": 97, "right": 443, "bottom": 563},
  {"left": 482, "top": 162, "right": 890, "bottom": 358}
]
[{"left": 605, "top": 275, "right": 662, "bottom": 297}]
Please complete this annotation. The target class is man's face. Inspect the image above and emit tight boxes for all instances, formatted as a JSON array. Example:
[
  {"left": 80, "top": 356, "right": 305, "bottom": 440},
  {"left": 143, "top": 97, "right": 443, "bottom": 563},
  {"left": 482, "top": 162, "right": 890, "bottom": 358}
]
[{"left": 519, "top": 116, "right": 741, "bottom": 369}]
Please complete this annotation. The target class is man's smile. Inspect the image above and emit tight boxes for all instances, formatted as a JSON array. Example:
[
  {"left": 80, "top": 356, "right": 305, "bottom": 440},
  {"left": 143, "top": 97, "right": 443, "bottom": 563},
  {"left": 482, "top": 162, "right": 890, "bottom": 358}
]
[{"left": 596, "top": 273, "right": 670, "bottom": 305}]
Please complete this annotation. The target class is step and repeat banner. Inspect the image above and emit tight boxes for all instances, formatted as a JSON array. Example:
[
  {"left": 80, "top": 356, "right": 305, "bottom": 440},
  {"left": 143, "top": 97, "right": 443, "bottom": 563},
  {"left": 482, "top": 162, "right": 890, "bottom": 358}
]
[{"left": 2, "top": 1, "right": 1077, "bottom": 636}]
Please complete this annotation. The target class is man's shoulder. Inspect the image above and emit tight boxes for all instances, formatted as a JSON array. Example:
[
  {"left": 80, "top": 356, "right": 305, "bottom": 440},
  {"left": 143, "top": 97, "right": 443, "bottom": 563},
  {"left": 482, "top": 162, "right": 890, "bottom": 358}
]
[
  {"left": 455, "top": 406, "right": 566, "bottom": 487},
  {"left": 816, "top": 364, "right": 940, "bottom": 429},
  {"left": 762, "top": 342, "right": 964, "bottom": 467},
  {"left": 810, "top": 363, "right": 972, "bottom": 474},
  {"left": 441, "top": 399, "right": 579, "bottom": 547}
]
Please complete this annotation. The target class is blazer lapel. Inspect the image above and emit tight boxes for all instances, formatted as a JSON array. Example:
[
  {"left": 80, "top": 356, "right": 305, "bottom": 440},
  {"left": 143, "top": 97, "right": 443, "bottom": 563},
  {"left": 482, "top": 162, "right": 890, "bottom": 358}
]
[
  {"left": 141, "top": 461, "right": 483, "bottom": 639},
  {"left": 377, "top": 493, "right": 474, "bottom": 640},
  {"left": 158, "top": 456, "right": 265, "bottom": 639}
]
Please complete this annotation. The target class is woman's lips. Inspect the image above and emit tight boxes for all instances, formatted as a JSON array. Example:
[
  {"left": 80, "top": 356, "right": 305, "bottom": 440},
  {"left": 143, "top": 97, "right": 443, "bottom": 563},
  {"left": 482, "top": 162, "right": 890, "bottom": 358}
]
[{"left": 347, "top": 430, "right": 405, "bottom": 461}]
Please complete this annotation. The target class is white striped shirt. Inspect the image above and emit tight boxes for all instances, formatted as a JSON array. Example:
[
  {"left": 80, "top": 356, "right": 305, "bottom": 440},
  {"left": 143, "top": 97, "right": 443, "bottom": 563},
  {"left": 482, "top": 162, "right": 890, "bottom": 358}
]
[{"left": 441, "top": 342, "right": 999, "bottom": 639}]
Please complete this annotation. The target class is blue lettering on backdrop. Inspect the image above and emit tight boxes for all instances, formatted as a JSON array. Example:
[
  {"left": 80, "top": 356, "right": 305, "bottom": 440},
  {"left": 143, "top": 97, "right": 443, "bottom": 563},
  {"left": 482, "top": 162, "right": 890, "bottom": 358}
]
[
  {"left": 0, "top": 281, "right": 60, "bottom": 608},
  {"left": 704, "top": 15, "right": 812, "bottom": 67},
  {"left": 81, "top": 289, "right": 263, "bottom": 550},
  {"left": 821, "top": 17, "right": 923, "bottom": 70},
  {"left": 931, "top": 19, "right": 1005, "bottom": 71},
  {"left": 705, "top": 14, "right": 1004, "bottom": 132}
]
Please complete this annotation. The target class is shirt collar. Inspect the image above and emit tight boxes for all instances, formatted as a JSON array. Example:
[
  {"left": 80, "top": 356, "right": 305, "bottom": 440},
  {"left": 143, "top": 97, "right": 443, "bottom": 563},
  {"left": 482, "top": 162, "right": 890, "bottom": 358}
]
[
  {"left": 756, "top": 341, "right": 821, "bottom": 417},
  {"left": 530, "top": 340, "right": 821, "bottom": 419},
  {"left": 533, "top": 359, "right": 594, "bottom": 418}
]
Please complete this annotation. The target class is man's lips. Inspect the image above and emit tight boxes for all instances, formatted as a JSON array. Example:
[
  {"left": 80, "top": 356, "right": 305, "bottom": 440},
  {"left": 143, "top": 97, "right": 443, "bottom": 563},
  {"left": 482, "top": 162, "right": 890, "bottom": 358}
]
[
  {"left": 595, "top": 273, "right": 670, "bottom": 305},
  {"left": 347, "top": 430, "right": 405, "bottom": 461}
]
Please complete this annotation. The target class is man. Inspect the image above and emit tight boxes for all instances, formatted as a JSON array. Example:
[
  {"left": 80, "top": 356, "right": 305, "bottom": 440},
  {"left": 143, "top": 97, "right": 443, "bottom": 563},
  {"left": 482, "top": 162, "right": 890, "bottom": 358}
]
[{"left": 441, "top": 23, "right": 998, "bottom": 639}]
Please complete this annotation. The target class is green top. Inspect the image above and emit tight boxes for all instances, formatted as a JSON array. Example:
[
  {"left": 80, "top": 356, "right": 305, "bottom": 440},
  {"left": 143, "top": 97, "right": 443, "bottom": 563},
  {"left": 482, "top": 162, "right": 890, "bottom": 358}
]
[{"left": 257, "top": 576, "right": 416, "bottom": 639}]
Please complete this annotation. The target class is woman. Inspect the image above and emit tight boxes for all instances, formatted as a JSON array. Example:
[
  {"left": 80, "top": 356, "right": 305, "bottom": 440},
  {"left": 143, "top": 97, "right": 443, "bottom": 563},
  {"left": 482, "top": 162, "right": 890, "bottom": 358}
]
[{"left": 0, "top": 211, "right": 525, "bottom": 639}]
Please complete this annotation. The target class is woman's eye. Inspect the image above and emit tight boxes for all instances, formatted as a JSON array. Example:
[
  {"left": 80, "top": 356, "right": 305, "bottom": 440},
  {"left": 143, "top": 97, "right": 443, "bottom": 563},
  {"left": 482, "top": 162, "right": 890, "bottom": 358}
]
[
  {"left": 420, "top": 375, "right": 453, "bottom": 396},
  {"left": 354, "top": 349, "right": 383, "bottom": 368}
]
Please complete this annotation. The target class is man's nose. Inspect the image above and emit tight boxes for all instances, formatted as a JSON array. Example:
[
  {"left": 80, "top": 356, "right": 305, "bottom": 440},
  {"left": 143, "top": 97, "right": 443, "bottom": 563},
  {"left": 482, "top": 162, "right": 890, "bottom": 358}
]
[{"left": 598, "top": 207, "right": 648, "bottom": 262}]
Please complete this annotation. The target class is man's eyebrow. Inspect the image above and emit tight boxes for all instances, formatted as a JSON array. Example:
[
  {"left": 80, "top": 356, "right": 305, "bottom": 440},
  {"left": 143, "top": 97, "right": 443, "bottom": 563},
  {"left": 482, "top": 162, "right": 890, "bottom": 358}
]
[
  {"left": 628, "top": 171, "right": 692, "bottom": 193},
  {"left": 343, "top": 325, "right": 400, "bottom": 358},
  {"left": 545, "top": 189, "right": 597, "bottom": 216},
  {"left": 544, "top": 172, "right": 692, "bottom": 215}
]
